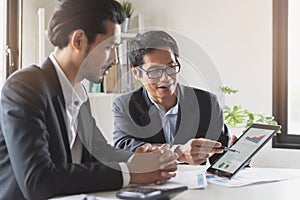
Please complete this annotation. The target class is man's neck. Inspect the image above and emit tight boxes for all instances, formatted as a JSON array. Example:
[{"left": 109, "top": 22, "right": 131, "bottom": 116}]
[
  {"left": 150, "top": 94, "right": 177, "bottom": 112},
  {"left": 53, "top": 48, "right": 81, "bottom": 86}
]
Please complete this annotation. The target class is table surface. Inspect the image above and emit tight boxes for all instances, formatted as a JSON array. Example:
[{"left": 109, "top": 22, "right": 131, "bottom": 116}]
[{"left": 92, "top": 165, "right": 300, "bottom": 200}]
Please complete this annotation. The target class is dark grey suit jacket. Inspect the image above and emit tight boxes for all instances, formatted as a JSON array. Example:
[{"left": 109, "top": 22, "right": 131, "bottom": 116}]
[
  {"left": 113, "top": 84, "right": 229, "bottom": 163},
  {"left": 0, "top": 58, "right": 132, "bottom": 200}
]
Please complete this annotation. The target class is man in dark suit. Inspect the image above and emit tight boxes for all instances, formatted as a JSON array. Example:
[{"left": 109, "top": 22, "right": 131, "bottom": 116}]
[
  {"left": 113, "top": 31, "right": 231, "bottom": 165},
  {"left": 0, "top": 1, "right": 177, "bottom": 199}
]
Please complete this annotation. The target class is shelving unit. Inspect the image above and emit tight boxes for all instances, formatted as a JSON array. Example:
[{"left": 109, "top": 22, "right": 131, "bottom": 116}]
[{"left": 37, "top": 8, "right": 46, "bottom": 65}]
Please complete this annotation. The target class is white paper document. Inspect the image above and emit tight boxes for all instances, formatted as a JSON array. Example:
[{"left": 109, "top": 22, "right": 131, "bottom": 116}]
[
  {"left": 131, "top": 169, "right": 207, "bottom": 190},
  {"left": 172, "top": 170, "right": 208, "bottom": 189},
  {"left": 206, "top": 167, "right": 294, "bottom": 187}
]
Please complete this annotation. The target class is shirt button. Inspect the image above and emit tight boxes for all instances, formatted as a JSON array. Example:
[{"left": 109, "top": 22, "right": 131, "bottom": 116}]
[{"left": 74, "top": 100, "right": 79, "bottom": 106}]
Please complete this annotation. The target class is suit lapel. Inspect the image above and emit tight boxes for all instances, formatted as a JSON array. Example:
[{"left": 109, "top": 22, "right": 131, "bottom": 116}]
[
  {"left": 41, "top": 57, "right": 71, "bottom": 162},
  {"left": 134, "top": 85, "right": 200, "bottom": 144},
  {"left": 174, "top": 84, "right": 199, "bottom": 144},
  {"left": 140, "top": 88, "right": 166, "bottom": 142},
  {"left": 53, "top": 94, "right": 72, "bottom": 162}
]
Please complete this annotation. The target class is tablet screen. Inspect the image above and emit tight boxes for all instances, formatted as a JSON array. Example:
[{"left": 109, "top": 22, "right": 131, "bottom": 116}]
[{"left": 208, "top": 124, "right": 280, "bottom": 177}]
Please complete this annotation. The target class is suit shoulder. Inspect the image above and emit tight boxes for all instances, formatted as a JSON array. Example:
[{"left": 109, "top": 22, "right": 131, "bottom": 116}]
[
  {"left": 181, "top": 85, "right": 215, "bottom": 97},
  {"left": 192, "top": 86, "right": 214, "bottom": 96},
  {"left": 114, "top": 87, "right": 143, "bottom": 103},
  {"left": 6, "top": 65, "right": 44, "bottom": 83},
  {"left": 2, "top": 65, "right": 49, "bottom": 99},
  {"left": 180, "top": 85, "right": 220, "bottom": 107}
]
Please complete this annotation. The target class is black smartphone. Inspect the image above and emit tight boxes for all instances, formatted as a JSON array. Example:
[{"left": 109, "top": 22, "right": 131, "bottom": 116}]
[{"left": 116, "top": 186, "right": 187, "bottom": 200}]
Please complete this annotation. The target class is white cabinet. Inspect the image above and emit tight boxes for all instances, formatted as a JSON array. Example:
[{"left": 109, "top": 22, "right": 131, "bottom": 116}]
[{"left": 89, "top": 93, "right": 122, "bottom": 144}]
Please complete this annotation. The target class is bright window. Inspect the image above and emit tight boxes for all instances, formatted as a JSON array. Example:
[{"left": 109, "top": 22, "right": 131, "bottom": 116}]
[
  {"left": 287, "top": 0, "right": 300, "bottom": 135},
  {"left": 273, "top": 0, "right": 300, "bottom": 149}
]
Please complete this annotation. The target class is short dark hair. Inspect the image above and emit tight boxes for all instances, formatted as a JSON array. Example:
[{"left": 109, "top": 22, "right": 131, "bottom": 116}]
[
  {"left": 129, "top": 31, "right": 179, "bottom": 67},
  {"left": 48, "top": 0, "right": 125, "bottom": 49}
]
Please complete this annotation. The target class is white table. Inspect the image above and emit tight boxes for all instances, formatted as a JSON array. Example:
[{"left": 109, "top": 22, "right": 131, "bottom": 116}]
[{"left": 93, "top": 165, "right": 300, "bottom": 200}]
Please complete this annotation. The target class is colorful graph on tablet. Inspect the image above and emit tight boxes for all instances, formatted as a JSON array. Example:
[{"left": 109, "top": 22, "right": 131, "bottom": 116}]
[
  {"left": 210, "top": 127, "right": 277, "bottom": 174},
  {"left": 246, "top": 135, "right": 266, "bottom": 144}
]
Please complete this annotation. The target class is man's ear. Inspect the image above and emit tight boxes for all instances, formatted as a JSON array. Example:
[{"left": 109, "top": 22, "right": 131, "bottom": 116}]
[
  {"left": 131, "top": 67, "right": 140, "bottom": 80},
  {"left": 70, "top": 29, "right": 86, "bottom": 51}
]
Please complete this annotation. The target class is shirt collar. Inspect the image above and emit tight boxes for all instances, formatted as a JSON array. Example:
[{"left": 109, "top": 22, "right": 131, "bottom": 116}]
[
  {"left": 146, "top": 87, "right": 179, "bottom": 115},
  {"left": 49, "top": 53, "right": 87, "bottom": 108}
]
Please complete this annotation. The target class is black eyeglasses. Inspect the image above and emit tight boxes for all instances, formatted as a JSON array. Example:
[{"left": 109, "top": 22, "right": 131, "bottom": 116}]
[{"left": 137, "top": 63, "right": 181, "bottom": 79}]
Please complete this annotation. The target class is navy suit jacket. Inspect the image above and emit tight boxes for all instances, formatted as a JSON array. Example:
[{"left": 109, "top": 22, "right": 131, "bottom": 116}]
[
  {"left": 113, "top": 84, "right": 230, "bottom": 164},
  {"left": 0, "top": 58, "right": 132, "bottom": 200}
]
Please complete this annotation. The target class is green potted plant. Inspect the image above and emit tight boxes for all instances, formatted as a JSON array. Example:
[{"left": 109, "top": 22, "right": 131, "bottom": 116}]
[
  {"left": 220, "top": 86, "right": 279, "bottom": 136},
  {"left": 120, "top": 1, "right": 135, "bottom": 32}
]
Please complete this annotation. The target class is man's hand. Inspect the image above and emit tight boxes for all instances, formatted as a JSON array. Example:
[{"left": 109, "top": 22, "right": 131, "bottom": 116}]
[
  {"left": 230, "top": 134, "right": 238, "bottom": 145},
  {"left": 128, "top": 143, "right": 178, "bottom": 185},
  {"left": 175, "top": 138, "right": 223, "bottom": 165}
]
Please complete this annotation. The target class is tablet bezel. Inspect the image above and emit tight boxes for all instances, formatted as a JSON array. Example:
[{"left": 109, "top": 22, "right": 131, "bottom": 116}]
[{"left": 206, "top": 123, "right": 281, "bottom": 179}]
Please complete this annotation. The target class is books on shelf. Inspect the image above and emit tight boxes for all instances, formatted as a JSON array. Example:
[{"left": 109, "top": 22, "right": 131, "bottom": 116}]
[
  {"left": 89, "top": 82, "right": 103, "bottom": 93},
  {"left": 103, "top": 64, "right": 118, "bottom": 93}
]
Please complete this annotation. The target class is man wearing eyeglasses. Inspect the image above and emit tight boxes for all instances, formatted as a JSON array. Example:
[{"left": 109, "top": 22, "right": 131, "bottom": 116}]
[{"left": 113, "top": 30, "right": 231, "bottom": 165}]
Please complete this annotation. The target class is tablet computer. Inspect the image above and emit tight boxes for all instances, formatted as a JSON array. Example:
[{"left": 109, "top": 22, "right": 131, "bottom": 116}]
[{"left": 206, "top": 123, "right": 281, "bottom": 179}]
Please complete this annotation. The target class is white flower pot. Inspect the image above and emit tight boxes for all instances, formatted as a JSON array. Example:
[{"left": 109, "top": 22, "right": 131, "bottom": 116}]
[{"left": 121, "top": 18, "right": 129, "bottom": 32}]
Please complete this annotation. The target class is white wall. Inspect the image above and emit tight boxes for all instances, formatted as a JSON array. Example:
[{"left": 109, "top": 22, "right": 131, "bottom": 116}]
[
  {"left": 129, "top": 0, "right": 300, "bottom": 168},
  {"left": 130, "top": 0, "right": 272, "bottom": 114}
]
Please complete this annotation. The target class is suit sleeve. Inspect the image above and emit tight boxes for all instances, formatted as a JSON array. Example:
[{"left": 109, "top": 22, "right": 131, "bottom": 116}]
[
  {"left": 112, "top": 97, "right": 151, "bottom": 152},
  {"left": 77, "top": 99, "right": 134, "bottom": 163},
  {"left": 206, "top": 93, "right": 230, "bottom": 164},
  {"left": 0, "top": 72, "right": 124, "bottom": 200}
]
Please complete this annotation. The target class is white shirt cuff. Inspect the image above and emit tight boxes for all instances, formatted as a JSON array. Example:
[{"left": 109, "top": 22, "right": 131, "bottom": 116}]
[
  {"left": 119, "top": 162, "right": 130, "bottom": 187},
  {"left": 171, "top": 144, "right": 187, "bottom": 164},
  {"left": 171, "top": 144, "right": 179, "bottom": 152}
]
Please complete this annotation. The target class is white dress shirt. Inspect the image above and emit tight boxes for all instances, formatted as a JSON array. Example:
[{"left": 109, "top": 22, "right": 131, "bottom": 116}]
[
  {"left": 50, "top": 53, "right": 87, "bottom": 163},
  {"left": 49, "top": 53, "right": 130, "bottom": 186},
  {"left": 147, "top": 90, "right": 179, "bottom": 144}
]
